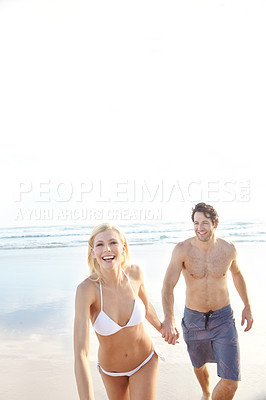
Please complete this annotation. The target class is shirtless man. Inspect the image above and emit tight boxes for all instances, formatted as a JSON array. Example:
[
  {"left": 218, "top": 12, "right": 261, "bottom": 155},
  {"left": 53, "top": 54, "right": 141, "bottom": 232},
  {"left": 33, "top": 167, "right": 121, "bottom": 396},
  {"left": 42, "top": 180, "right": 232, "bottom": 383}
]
[{"left": 161, "top": 203, "right": 253, "bottom": 400}]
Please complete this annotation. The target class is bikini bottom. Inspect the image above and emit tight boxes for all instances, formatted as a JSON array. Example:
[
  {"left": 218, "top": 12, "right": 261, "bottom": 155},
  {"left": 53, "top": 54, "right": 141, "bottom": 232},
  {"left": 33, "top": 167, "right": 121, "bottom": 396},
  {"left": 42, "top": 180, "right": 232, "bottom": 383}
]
[{"left": 97, "top": 348, "right": 165, "bottom": 377}]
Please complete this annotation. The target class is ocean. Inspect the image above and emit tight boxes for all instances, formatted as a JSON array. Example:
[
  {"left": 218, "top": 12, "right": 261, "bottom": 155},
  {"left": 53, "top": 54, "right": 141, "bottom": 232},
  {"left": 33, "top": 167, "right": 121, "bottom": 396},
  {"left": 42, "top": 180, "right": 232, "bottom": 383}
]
[{"left": 0, "top": 220, "right": 265, "bottom": 250}]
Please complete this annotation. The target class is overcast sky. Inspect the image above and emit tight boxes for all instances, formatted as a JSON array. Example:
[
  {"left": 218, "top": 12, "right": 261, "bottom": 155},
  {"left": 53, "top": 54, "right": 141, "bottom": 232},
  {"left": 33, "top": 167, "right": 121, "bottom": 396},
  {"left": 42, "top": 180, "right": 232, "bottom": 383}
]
[{"left": 1, "top": 0, "right": 265, "bottom": 226}]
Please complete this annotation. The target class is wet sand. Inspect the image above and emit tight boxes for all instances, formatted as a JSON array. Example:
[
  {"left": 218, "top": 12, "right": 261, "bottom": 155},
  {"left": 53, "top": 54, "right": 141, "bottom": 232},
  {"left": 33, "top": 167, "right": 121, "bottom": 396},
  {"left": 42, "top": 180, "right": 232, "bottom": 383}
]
[{"left": 0, "top": 243, "right": 265, "bottom": 399}]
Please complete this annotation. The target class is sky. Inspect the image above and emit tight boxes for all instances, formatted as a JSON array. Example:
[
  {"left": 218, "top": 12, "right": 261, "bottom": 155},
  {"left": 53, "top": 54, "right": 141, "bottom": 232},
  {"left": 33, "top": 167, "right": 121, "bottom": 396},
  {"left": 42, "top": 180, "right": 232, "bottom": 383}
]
[{"left": 0, "top": 0, "right": 266, "bottom": 227}]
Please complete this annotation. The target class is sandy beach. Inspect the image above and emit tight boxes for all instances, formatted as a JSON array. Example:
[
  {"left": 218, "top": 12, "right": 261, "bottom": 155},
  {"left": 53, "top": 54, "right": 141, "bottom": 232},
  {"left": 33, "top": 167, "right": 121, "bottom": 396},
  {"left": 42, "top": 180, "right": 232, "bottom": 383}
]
[{"left": 0, "top": 242, "right": 266, "bottom": 400}]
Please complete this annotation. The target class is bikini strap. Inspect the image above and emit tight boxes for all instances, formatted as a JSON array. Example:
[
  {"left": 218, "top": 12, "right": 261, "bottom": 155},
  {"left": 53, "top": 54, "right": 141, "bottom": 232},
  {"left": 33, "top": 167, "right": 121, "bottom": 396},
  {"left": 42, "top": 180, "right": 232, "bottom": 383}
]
[
  {"left": 123, "top": 270, "right": 136, "bottom": 298},
  {"left": 99, "top": 282, "right": 103, "bottom": 310}
]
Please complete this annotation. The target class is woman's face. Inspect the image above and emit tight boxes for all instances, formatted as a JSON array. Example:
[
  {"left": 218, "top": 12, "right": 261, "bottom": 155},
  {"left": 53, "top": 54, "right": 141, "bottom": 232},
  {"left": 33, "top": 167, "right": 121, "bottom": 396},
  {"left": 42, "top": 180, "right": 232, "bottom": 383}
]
[{"left": 92, "top": 229, "right": 125, "bottom": 270}]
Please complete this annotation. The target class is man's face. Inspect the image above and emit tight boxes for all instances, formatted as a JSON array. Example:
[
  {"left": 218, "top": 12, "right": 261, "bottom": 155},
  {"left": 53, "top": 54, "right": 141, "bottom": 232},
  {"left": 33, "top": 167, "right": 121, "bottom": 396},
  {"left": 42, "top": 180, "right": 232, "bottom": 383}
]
[{"left": 193, "top": 211, "right": 217, "bottom": 242}]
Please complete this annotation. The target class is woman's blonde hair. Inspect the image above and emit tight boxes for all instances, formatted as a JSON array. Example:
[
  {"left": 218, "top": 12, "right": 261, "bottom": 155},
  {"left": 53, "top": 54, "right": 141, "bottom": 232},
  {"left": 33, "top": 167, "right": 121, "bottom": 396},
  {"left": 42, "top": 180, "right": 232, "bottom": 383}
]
[{"left": 88, "top": 222, "right": 130, "bottom": 281}]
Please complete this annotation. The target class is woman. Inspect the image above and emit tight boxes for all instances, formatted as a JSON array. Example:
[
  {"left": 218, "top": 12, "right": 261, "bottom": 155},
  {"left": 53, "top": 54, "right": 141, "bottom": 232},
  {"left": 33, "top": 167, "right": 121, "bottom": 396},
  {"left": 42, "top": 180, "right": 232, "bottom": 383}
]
[{"left": 74, "top": 223, "right": 164, "bottom": 400}]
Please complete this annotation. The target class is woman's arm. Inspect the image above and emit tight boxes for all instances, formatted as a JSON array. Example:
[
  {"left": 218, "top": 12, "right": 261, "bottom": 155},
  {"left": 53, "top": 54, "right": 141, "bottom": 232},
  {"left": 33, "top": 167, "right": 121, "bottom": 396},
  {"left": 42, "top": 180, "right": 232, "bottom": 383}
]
[
  {"left": 135, "top": 265, "right": 162, "bottom": 333},
  {"left": 74, "top": 281, "right": 95, "bottom": 400},
  {"left": 145, "top": 301, "right": 162, "bottom": 333}
]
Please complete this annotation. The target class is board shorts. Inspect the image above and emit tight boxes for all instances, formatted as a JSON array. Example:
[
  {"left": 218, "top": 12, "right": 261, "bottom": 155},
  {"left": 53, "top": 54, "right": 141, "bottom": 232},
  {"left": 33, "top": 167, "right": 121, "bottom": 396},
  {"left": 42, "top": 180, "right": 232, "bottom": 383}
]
[{"left": 181, "top": 304, "right": 240, "bottom": 381}]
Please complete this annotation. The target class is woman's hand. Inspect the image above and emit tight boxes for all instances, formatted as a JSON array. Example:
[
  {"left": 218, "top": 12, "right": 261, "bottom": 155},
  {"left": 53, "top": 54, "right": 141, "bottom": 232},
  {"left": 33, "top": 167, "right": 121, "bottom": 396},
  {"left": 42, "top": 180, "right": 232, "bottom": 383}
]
[{"left": 161, "top": 319, "right": 179, "bottom": 345}]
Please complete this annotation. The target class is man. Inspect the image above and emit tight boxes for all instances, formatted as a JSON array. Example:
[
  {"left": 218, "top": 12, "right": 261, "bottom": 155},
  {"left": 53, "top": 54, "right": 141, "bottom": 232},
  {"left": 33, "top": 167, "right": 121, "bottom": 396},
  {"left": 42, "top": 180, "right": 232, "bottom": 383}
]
[{"left": 161, "top": 203, "right": 253, "bottom": 400}]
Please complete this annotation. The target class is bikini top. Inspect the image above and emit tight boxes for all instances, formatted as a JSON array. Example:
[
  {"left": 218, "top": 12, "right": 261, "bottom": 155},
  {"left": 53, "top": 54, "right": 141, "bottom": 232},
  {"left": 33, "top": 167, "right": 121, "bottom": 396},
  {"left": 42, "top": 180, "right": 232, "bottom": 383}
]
[{"left": 93, "top": 271, "right": 146, "bottom": 336}]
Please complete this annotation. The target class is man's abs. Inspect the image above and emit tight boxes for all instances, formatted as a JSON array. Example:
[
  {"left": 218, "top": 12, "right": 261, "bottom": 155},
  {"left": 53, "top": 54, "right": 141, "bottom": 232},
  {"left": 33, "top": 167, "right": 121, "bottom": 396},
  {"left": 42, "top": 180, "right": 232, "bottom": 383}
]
[{"left": 184, "top": 275, "right": 231, "bottom": 312}]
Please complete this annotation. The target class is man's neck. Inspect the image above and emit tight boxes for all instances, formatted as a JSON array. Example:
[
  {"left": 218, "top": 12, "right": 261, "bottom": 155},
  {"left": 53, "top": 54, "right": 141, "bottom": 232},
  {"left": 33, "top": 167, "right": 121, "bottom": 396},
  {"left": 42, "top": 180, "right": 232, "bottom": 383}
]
[{"left": 195, "top": 235, "right": 217, "bottom": 252}]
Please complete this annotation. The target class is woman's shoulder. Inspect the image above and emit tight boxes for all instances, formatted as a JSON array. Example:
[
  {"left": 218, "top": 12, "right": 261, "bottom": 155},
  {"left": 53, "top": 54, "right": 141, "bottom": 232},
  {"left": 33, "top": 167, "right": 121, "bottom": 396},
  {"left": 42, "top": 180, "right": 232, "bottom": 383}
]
[
  {"left": 125, "top": 264, "right": 143, "bottom": 281},
  {"left": 76, "top": 274, "right": 99, "bottom": 302}
]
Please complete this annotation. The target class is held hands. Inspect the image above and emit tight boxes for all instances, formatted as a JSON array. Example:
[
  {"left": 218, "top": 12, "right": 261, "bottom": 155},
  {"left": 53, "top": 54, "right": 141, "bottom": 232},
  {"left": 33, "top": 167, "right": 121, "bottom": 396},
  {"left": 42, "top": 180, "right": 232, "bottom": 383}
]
[
  {"left": 241, "top": 306, "right": 254, "bottom": 332},
  {"left": 161, "top": 319, "right": 180, "bottom": 345}
]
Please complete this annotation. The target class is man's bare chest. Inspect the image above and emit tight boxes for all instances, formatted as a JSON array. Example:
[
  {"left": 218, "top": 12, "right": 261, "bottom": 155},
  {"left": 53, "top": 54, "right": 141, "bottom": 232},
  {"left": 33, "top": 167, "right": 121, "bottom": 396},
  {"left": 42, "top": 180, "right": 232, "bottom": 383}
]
[{"left": 184, "top": 248, "right": 232, "bottom": 279}]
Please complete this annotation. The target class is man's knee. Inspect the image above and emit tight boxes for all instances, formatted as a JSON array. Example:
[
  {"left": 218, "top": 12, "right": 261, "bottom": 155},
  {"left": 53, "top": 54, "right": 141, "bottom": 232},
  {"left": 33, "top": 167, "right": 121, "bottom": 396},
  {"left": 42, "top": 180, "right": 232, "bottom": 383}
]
[
  {"left": 221, "top": 378, "right": 239, "bottom": 393},
  {"left": 195, "top": 363, "right": 208, "bottom": 371},
  {"left": 194, "top": 363, "right": 209, "bottom": 374}
]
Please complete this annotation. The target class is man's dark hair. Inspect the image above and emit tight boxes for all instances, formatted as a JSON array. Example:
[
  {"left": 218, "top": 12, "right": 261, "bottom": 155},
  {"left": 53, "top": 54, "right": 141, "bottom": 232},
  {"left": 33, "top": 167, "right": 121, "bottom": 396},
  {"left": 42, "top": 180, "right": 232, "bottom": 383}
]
[{"left": 191, "top": 203, "right": 219, "bottom": 226}]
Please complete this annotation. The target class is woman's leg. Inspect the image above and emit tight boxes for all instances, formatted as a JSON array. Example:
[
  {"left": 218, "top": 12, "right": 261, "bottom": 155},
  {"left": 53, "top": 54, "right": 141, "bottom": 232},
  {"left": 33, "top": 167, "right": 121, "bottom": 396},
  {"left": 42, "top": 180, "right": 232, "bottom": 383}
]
[
  {"left": 100, "top": 370, "right": 130, "bottom": 400},
  {"left": 128, "top": 353, "right": 159, "bottom": 400}
]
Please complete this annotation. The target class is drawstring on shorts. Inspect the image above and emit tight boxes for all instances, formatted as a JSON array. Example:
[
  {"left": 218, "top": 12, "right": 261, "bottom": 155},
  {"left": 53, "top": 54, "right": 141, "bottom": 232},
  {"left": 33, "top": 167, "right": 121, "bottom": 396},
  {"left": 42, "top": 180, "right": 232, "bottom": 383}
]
[{"left": 204, "top": 310, "right": 214, "bottom": 329}]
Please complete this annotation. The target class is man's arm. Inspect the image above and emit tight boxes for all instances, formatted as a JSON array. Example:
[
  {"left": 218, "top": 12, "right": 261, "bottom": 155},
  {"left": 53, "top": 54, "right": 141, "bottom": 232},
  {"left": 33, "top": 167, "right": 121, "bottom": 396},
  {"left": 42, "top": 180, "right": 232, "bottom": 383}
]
[
  {"left": 230, "top": 246, "right": 253, "bottom": 332},
  {"left": 161, "top": 242, "right": 184, "bottom": 344}
]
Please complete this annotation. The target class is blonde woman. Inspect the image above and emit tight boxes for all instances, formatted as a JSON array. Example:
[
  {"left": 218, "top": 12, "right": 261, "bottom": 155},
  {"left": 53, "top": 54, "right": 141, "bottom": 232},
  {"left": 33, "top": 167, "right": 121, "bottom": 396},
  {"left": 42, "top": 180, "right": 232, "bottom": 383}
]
[{"left": 74, "top": 223, "right": 171, "bottom": 400}]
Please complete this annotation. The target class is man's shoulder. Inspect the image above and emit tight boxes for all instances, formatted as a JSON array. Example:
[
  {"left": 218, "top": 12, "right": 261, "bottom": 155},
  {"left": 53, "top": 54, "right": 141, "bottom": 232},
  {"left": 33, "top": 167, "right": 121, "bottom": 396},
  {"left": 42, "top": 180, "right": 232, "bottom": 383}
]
[
  {"left": 173, "top": 237, "right": 194, "bottom": 252},
  {"left": 216, "top": 237, "right": 237, "bottom": 254},
  {"left": 217, "top": 237, "right": 236, "bottom": 249}
]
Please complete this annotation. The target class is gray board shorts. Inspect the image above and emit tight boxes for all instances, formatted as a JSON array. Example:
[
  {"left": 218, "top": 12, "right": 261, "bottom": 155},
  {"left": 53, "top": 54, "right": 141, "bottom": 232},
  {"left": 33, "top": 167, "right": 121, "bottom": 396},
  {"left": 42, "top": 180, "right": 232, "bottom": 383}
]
[{"left": 181, "top": 304, "right": 240, "bottom": 381}]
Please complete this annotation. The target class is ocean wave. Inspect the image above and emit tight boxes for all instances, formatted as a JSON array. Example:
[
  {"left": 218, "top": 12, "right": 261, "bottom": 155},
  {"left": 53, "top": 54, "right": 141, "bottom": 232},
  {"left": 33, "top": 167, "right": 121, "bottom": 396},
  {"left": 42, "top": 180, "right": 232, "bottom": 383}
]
[{"left": 0, "top": 222, "right": 265, "bottom": 250}]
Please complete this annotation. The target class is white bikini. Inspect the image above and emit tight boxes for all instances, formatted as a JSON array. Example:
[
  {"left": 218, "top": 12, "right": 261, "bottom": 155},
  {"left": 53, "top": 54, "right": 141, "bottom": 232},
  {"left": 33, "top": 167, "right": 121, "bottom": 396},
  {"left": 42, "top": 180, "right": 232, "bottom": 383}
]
[
  {"left": 94, "top": 271, "right": 146, "bottom": 336},
  {"left": 93, "top": 271, "right": 164, "bottom": 377}
]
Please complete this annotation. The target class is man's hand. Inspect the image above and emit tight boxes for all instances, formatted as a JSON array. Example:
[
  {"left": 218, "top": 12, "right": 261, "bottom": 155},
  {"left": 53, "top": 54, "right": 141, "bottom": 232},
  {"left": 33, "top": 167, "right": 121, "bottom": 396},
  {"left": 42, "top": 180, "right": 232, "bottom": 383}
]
[
  {"left": 241, "top": 306, "right": 253, "bottom": 332},
  {"left": 161, "top": 319, "right": 180, "bottom": 345}
]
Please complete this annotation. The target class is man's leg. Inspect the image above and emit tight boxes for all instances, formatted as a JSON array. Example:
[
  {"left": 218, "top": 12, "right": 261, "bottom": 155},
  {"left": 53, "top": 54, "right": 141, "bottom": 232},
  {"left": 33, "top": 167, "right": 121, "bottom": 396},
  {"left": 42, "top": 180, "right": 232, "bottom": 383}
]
[
  {"left": 211, "top": 318, "right": 240, "bottom": 399},
  {"left": 212, "top": 378, "right": 238, "bottom": 400},
  {"left": 193, "top": 364, "right": 211, "bottom": 400}
]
